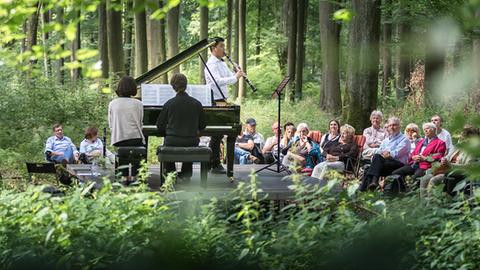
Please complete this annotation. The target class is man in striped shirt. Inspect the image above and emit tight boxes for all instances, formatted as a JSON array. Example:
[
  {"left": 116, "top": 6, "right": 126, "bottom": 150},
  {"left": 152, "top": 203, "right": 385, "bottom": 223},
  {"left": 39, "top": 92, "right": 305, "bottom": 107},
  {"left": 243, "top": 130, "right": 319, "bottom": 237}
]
[{"left": 45, "top": 123, "right": 79, "bottom": 164}]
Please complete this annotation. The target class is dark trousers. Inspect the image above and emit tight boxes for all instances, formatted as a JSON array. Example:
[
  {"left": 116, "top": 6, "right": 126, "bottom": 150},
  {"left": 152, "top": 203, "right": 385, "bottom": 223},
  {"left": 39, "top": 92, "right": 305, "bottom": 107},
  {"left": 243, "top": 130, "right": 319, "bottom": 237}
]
[
  {"left": 391, "top": 164, "right": 426, "bottom": 187},
  {"left": 164, "top": 136, "right": 199, "bottom": 178},
  {"left": 113, "top": 138, "right": 144, "bottom": 177},
  {"left": 264, "top": 152, "right": 275, "bottom": 164},
  {"left": 360, "top": 154, "right": 404, "bottom": 191},
  {"left": 209, "top": 136, "right": 222, "bottom": 167},
  {"left": 444, "top": 172, "right": 468, "bottom": 196}
]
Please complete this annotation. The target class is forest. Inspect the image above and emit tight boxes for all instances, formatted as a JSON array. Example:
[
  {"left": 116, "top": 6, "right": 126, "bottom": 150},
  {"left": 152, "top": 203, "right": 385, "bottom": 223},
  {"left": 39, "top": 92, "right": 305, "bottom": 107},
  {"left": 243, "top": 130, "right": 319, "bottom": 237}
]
[{"left": 1, "top": 0, "right": 480, "bottom": 269}]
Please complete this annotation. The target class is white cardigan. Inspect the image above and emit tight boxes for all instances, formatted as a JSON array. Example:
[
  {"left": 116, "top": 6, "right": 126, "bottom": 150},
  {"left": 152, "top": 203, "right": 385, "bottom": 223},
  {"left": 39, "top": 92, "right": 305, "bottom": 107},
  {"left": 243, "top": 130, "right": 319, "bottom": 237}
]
[{"left": 108, "top": 97, "right": 145, "bottom": 145}]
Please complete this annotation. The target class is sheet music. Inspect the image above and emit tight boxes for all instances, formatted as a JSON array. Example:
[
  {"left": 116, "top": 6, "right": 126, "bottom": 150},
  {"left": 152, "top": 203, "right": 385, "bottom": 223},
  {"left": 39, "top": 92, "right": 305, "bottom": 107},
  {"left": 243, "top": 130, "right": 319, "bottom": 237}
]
[{"left": 141, "top": 84, "right": 212, "bottom": 106}]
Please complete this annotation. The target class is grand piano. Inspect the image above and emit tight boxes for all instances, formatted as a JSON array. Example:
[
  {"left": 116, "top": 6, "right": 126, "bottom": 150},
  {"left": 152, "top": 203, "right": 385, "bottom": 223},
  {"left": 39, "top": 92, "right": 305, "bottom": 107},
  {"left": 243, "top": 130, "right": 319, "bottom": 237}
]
[{"left": 136, "top": 39, "right": 241, "bottom": 177}]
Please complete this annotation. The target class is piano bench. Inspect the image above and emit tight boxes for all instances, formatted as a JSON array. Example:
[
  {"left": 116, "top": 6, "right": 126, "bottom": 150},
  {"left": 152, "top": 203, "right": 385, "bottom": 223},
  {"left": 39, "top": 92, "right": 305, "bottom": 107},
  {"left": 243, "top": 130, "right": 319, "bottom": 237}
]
[
  {"left": 157, "top": 146, "right": 212, "bottom": 188},
  {"left": 116, "top": 146, "right": 147, "bottom": 177}
]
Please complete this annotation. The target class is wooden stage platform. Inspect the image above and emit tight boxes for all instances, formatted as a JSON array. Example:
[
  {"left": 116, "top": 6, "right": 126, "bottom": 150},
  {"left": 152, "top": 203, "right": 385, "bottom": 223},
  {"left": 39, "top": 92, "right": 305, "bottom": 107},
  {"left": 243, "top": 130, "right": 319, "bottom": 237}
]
[{"left": 146, "top": 164, "right": 323, "bottom": 200}]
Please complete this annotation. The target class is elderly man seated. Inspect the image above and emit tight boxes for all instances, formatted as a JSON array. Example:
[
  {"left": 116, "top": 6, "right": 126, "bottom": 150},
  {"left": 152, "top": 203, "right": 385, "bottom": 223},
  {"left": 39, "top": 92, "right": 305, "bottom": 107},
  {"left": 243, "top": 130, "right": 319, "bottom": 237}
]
[
  {"left": 45, "top": 123, "right": 79, "bottom": 164},
  {"left": 243, "top": 118, "right": 265, "bottom": 162},
  {"left": 431, "top": 114, "right": 453, "bottom": 156},
  {"left": 389, "top": 122, "right": 447, "bottom": 189},
  {"left": 359, "top": 117, "right": 410, "bottom": 191},
  {"left": 362, "top": 110, "right": 387, "bottom": 160}
]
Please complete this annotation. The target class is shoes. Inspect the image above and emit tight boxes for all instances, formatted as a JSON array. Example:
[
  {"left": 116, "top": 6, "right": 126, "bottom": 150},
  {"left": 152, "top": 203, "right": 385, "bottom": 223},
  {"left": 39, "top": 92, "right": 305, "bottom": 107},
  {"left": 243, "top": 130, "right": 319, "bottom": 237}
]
[
  {"left": 210, "top": 164, "right": 226, "bottom": 174},
  {"left": 249, "top": 155, "right": 260, "bottom": 164}
]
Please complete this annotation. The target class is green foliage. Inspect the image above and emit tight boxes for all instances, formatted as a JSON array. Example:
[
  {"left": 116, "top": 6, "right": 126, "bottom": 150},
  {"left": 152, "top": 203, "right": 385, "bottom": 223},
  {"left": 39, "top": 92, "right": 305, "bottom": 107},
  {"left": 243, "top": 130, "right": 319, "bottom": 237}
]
[{"left": 3, "top": 169, "right": 480, "bottom": 269}]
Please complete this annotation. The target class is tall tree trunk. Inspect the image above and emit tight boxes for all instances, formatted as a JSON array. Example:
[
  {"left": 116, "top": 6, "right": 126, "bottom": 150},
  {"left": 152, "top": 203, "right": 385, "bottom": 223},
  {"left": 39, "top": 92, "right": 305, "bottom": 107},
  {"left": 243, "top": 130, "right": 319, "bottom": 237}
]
[
  {"left": 107, "top": 0, "right": 125, "bottom": 78},
  {"left": 124, "top": 1, "right": 133, "bottom": 76},
  {"left": 285, "top": 0, "right": 297, "bottom": 102},
  {"left": 56, "top": 7, "right": 65, "bottom": 84},
  {"left": 255, "top": 0, "right": 261, "bottom": 65},
  {"left": 295, "top": 0, "right": 307, "bottom": 100},
  {"left": 26, "top": 2, "right": 41, "bottom": 70},
  {"left": 346, "top": 0, "right": 381, "bottom": 131},
  {"left": 276, "top": 0, "right": 288, "bottom": 75},
  {"left": 146, "top": 1, "right": 167, "bottom": 83},
  {"left": 99, "top": 2, "right": 109, "bottom": 78},
  {"left": 227, "top": 0, "right": 233, "bottom": 57},
  {"left": 147, "top": 1, "right": 160, "bottom": 70},
  {"left": 158, "top": 0, "right": 167, "bottom": 82},
  {"left": 199, "top": 5, "right": 208, "bottom": 83},
  {"left": 134, "top": 0, "right": 148, "bottom": 77},
  {"left": 381, "top": 0, "right": 392, "bottom": 98},
  {"left": 21, "top": 21, "right": 27, "bottom": 54},
  {"left": 319, "top": 0, "right": 342, "bottom": 115},
  {"left": 231, "top": 0, "right": 239, "bottom": 99},
  {"left": 395, "top": 2, "right": 411, "bottom": 99},
  {"left": 473, "top": 8, "right": 480, "bottom": 112},
  {"left": 238, "top": 0, "right": 246, "bottom": 101},
  {"left": 41, "top": 8, "right": 51, "bottom": 77},
  {"left": 71, "top": 10, "right": 81, "bottom": 82},
  {"left": 167, "top": 4, "right": 180, "bottom": 74}
]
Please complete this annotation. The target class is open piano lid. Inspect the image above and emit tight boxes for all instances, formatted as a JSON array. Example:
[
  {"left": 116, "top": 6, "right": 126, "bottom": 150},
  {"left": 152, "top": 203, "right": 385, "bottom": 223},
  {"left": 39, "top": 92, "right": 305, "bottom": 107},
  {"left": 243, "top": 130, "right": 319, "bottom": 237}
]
[{"left": 134, "top": 38, "right": 215, "bottom": 85}]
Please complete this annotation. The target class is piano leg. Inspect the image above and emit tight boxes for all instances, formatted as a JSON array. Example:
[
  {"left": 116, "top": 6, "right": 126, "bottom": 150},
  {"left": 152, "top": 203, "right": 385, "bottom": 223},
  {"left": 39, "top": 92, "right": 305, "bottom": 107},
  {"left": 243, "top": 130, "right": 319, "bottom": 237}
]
[{"left": 226, "top": 135, "right": 235, "bottom": 177}]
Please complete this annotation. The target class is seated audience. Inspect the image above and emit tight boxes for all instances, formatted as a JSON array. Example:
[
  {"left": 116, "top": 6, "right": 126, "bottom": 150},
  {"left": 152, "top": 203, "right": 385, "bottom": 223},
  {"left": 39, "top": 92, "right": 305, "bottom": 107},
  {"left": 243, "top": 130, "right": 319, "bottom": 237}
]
[
  {"left": 419, "top": 125, "right": 480, "bottom": 197},
  {"left": 234, "top": 125, "right": 260, "bottom": 164},
  {"left": 359, "top": 117, "right": 411, "bottom": 191},
  {"left": 277, "top": 122, "right": 296, "bottom": 162},
  {"left": 242, "top": 118, "right": 265, "bottom": 162},
  {"left": 45, "top": 123, "right": 79, "bottom": 164},
  {"left": 311, "top": 124, "right": 358, "bottom": 180},
  {"left": 390, "top": 122, "right": 447, "bottom": 188},
  {"left": 362, "top": 110, "right": 387, "bottom": 160},
  {"left": 319, "top": 119, "right": 340, "bottom": 154},
  {"left": 404, "top": 123, "right": 421, "bottom": 154},
  {"left": 79, "top": 126, "right": 103, "bottom": 164},
  {"left": 262, "top": 122, "right": 281, "bottom": 164},
  {"left": 282, "top": 123, "right": 322, "bottom": 170},
  {"left": 431, "top": 114, "right": 453, "bottom": 155}
]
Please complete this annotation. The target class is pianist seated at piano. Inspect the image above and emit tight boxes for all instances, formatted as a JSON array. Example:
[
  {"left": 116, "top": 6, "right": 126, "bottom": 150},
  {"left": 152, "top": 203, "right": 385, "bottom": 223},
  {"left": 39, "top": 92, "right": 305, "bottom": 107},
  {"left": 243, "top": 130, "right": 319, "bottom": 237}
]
[{"left": 156, "top": 73, "right": 206, "bottom": 181}]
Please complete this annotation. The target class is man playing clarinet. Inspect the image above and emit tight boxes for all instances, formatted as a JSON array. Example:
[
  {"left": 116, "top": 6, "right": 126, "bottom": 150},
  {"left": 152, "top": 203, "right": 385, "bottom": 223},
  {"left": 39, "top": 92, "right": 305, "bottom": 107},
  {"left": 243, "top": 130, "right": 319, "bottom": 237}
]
[{"left": 204, "top": 37, "right": 244, "bottom": 174}]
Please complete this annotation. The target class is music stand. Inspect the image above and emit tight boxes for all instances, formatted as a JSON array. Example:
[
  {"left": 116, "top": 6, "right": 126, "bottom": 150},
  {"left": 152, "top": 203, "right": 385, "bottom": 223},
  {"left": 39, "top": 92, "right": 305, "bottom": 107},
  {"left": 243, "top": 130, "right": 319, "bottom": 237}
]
[{"left": 255, "top": 76, "right": 290, "bottom": 174}]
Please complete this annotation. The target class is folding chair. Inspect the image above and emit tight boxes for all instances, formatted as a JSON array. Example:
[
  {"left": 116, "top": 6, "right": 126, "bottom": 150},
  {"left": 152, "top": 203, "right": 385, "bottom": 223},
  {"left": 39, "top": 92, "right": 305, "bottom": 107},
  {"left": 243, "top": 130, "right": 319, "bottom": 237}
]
[
  {"left": 26, "top": 162, "right": 58, "bottom": 183},
  {"left": 308, "top": 130, "right": 322, "bottom": 144},
  {"left": 344, "top": 135, "right": 366, "bottom": 178}
]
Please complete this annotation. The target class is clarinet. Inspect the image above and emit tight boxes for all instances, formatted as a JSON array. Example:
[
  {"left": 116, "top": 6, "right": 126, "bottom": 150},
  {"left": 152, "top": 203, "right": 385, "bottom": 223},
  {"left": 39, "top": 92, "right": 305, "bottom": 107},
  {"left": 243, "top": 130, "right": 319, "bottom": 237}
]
[{"left": 224, "top": 54, "right": 257, "bottom": 93}]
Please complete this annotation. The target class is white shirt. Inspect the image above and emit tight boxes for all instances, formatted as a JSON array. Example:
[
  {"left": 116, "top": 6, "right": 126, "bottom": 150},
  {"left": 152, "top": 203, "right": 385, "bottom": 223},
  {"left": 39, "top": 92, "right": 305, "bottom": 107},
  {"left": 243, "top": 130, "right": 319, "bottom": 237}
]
[
  {"left": 437, "top": 128, "right": 452, "bottom": 155},
  {"left": 204, "top": 55, "right": 237, "bottom": 100},
  {"left": 80, "top": 138, "right": 104, "bottom": 155}
]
